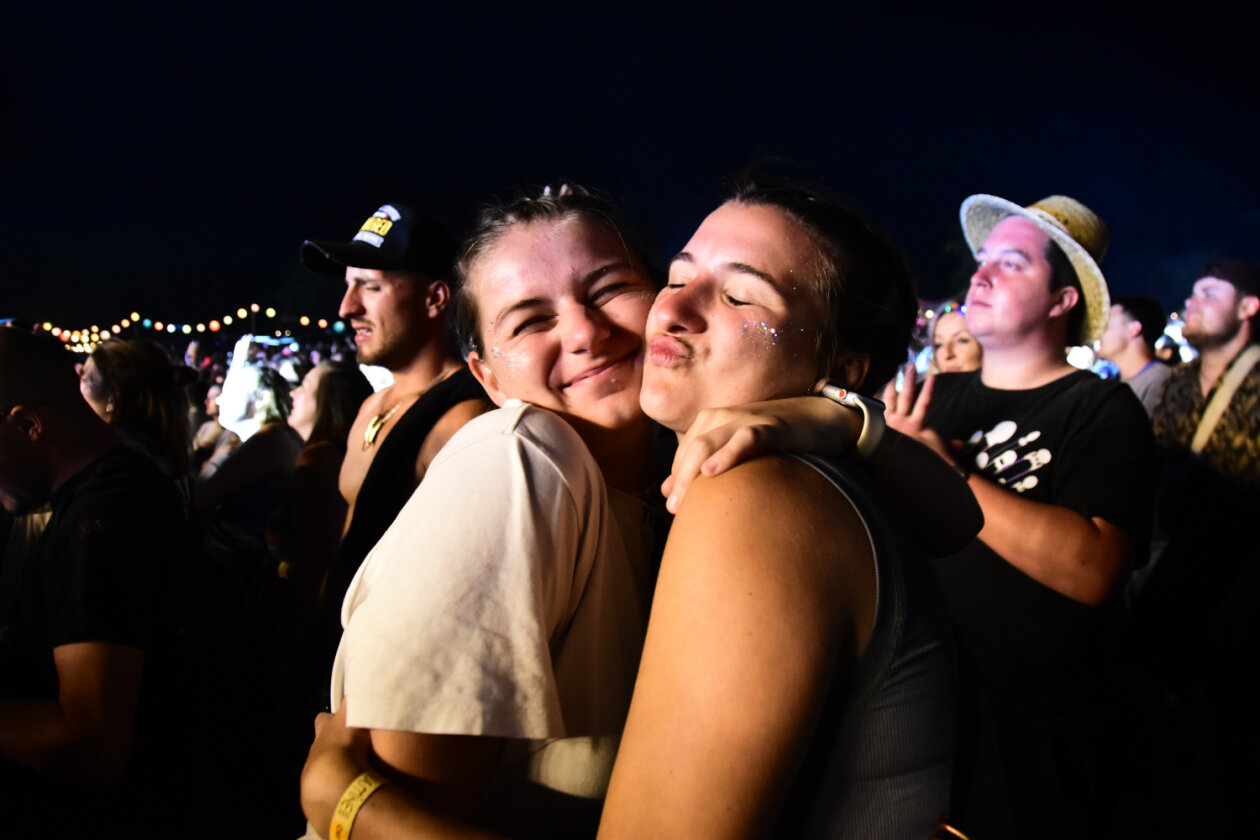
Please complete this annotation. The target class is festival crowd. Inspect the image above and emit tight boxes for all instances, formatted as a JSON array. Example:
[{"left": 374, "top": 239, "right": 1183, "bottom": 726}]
[{"left": 1, "top": 180, "right": 1257, "bottom": 840}]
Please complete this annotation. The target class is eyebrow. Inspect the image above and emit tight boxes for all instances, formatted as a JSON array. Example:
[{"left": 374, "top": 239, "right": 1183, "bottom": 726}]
[
  {"left": 670, "top": 251, "right": 780, "bottom": 287},
  {"left": 489, "top": 260, "right": 638, "bottom": 326},
  {"left": 976, "top": 246, "right": 1034, "bottom": 262}
]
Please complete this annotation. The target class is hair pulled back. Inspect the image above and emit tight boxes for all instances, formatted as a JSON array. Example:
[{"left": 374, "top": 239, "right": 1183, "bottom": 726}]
[
  {"left": 724, "top": 180, "right": 918, "bottom": 395},
  {"left": 453, "top": 184, "right": 659, "bottom": 356}
]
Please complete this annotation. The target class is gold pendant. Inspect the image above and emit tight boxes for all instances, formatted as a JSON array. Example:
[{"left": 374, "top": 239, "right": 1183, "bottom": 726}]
[{"left": 363, "top": 409, "right": 393, "bottom": 450}]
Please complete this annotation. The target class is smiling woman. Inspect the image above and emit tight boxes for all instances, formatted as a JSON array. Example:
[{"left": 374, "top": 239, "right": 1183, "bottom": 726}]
[{"left": 299, "top": 187, "right": 667, "bottom": 840}]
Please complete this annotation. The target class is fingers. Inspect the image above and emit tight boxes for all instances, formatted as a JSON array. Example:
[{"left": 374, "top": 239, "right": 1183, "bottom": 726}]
[
  {"left": 912, "top": 372, "right": 936, "bottom": 424},
  {"left": 666, "top": 407, "right": 770, "bottom": 513},
  {"left": 667, "top": 421, "right": 744, "bottom": 513},
  {"left": 895, "top": 363, "right": 918, "bottom": 416},
  {"left": 881, "top": 362, "right": 918, "bottom": 418},
  {"left": 880, "top": 377, "right": 897, "bottom": 408}
]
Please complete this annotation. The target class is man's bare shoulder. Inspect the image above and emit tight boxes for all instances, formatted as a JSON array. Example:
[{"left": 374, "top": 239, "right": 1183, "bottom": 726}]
[{"left": 415, "top": 397, "right": 494, "bottom": 483}]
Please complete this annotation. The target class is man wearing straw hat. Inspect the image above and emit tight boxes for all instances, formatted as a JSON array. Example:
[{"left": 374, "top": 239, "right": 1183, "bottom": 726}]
[{"left": 885, "top": 194, "right": 1155, "bottom": 836}]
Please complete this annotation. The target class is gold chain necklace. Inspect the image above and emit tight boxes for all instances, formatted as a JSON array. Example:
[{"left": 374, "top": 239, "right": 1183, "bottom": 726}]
[{"left": 362, "top": 365, "right": 461, "bottom": 450}]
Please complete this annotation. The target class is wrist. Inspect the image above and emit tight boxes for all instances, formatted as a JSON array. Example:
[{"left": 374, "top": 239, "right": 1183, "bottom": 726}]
[
  {"left": 302, "top": 746, "right": 367, "bottom": 836},
  {"left": 817, "top": 384, "right": 885, "bottom": 458},
  {"left": 328, "top": 771, "right": 385, "bottom": 840}
]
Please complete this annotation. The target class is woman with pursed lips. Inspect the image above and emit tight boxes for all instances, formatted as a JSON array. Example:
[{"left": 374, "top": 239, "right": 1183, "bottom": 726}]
[{"left": 603, "top": 184, "right": 958, "bottom": 838}]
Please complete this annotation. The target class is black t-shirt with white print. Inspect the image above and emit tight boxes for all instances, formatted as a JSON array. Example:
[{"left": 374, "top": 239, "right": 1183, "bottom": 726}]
[{"left": 924, "top": 369, "right": 1155, "bottom": 722}]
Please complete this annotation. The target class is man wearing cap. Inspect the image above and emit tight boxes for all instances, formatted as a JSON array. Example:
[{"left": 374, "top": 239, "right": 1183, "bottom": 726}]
[
  {"left": 300, "top": 204, "right": 490, "bottom": 662},
  {"left": 1096, "top": 295, "right": 1172, "bottom": 418},
  {"left": 885, "top": 195, "right": 1155, "bottom": 836}
]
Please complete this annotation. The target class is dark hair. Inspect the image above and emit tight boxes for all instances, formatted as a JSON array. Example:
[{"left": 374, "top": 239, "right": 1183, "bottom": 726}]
[
  {"left": 1043, "top": 239, "right": 1088, "bottom": 346},
  {"left": 1113, "top": 295, "right": 1167, "bottom": 350},
  {"left": 453, "top": 184, "right": 660, "bottom": 356},
  {"left": 83, "top": 339, "right": 194, "bottom": 475},
  {"left": 252, "top": 365, "right": 293, "bottom": 423},
  {"left": 1202, "top": 257, "right": 1260, "bottom": 334},
  {"left": 724, "top": 181, "right": 918, "bottom": 396},
  {"left": 0, "top": 327, "right": 79, "bottom": 405},
  {"left": 306, "top": 361, "right": 373, "bottom": 448}
]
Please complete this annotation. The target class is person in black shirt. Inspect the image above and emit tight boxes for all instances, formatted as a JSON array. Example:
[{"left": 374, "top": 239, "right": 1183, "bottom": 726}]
[
  {"left": 0, "top": 326, "right": 185, "bottom": 837},
  {"left": 885, "top": 195, "right": 1155, "bottom": 838}
]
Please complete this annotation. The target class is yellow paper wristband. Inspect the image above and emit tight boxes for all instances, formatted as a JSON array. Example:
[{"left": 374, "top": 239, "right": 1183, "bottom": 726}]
[{"left": 329, "top": 772, "right": 385, "bottom": 840}]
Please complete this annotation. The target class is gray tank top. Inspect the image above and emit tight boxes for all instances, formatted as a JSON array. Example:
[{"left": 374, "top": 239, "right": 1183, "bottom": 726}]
[{"left": 774, "top": 454, "right": 957, "bottom": 839}]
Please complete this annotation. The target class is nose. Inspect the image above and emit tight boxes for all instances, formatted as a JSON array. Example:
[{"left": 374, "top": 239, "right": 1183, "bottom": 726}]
[
  {"left": 339, "top": 285, "right": 362, "bottom": 319},
  {"left": 560, "top": 303, "right": 612, "bottom": 354},
  {"left": 970, "top": 261, "right": 994, "bottom": 289},
  {"left": 651, "top": 280, "right": 706, "bottom": 335}
]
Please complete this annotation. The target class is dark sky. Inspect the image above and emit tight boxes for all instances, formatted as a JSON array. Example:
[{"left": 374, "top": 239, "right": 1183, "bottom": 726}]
[{"left": 3, "top": 3, "right": 1257, "bottom": 334}]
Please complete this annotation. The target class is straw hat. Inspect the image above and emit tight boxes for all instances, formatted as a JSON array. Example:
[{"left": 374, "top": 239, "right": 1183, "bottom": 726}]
[{"left": 960, "top": 194, "right": 1111, "bottom": 346}]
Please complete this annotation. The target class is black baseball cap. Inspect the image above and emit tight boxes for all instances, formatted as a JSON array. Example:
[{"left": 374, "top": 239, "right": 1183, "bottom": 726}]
[{"left": 300, "top": 203, "right": 457, "bottom": 279}]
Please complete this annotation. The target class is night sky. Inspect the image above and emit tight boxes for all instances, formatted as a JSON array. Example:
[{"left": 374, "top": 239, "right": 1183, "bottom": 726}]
[{"left": 3, "top": 3, "right": 1257, "bottom": 334}]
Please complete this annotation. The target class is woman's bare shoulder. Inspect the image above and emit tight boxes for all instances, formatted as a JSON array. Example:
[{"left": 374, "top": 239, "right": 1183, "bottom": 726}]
[{"left": 677, "top": 455, "right": 858, "bottom": 532}]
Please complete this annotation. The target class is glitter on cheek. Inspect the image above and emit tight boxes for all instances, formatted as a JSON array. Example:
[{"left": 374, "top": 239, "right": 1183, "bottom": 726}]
[
  {"left": 489, "top": 346, "right": 525, "bottom": 375},
  {"left": 739, "top": 320, "right": 784, "bottom": 350}
]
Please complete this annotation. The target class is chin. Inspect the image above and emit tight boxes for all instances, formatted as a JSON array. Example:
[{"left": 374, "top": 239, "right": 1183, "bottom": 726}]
[
  {"left": 588, "top": 394, "right": 650, "bottom": 433},
  {"left": 638, "top": 392, "right": 690, "bottom": 433}
]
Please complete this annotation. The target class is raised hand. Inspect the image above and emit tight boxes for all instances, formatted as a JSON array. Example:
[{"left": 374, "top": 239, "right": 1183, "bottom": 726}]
[{"left": 881, "top": 364, "right": 952, "bottom": 462}]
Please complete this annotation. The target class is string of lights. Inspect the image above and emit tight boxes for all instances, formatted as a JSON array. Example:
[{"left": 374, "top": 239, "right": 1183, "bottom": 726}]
[{"left": 33, "top": 303, "right": 348, "bottom": 353}]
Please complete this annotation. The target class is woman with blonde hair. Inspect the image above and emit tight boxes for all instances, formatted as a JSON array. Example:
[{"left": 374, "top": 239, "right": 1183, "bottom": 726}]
[{"left": 928, "top": 303, "right": 983, "bottom": 375}]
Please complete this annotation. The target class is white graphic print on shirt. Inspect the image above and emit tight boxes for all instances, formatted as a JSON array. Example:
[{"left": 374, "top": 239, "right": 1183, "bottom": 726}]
[{"left": 963, "top": 419, "right": 1052, "bottom": 494}]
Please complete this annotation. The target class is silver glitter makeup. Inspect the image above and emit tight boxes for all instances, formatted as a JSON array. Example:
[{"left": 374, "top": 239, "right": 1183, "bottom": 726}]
[
  {"left": 489, "top": 346, "right": 523, "bottom": 372},
  {"left": 740, "top": 320, "right": 784, "bottom": 349}
]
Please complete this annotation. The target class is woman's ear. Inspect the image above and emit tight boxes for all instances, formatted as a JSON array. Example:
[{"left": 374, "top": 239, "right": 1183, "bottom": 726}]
[
  {"left": 467, "top": 351, "right": 507, "bottom": 407},
  {"left": 826, "top": 353, "right": 870, "bottom": 391}
]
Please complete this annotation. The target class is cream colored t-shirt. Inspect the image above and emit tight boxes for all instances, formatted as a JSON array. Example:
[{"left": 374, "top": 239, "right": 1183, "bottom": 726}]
[{"left": 331, "top": 400, "right": 653, "bottom": 799}]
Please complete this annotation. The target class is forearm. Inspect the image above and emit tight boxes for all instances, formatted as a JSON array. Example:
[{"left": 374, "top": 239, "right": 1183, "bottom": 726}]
[
  {"left": 866, "top": 429, "right": 982, "bottom": 557},
  {"left": 301, "top": 741, "right": 506, "bottom": 840},
  {"left": 0, "top": 697, "right": 129, "bottom": 786},
  {"left": 756, "top": 395, "right": 983, "bottom": 555},
  {"left": 967, "top": 476, "right": 1132, "bottom": 605}
]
